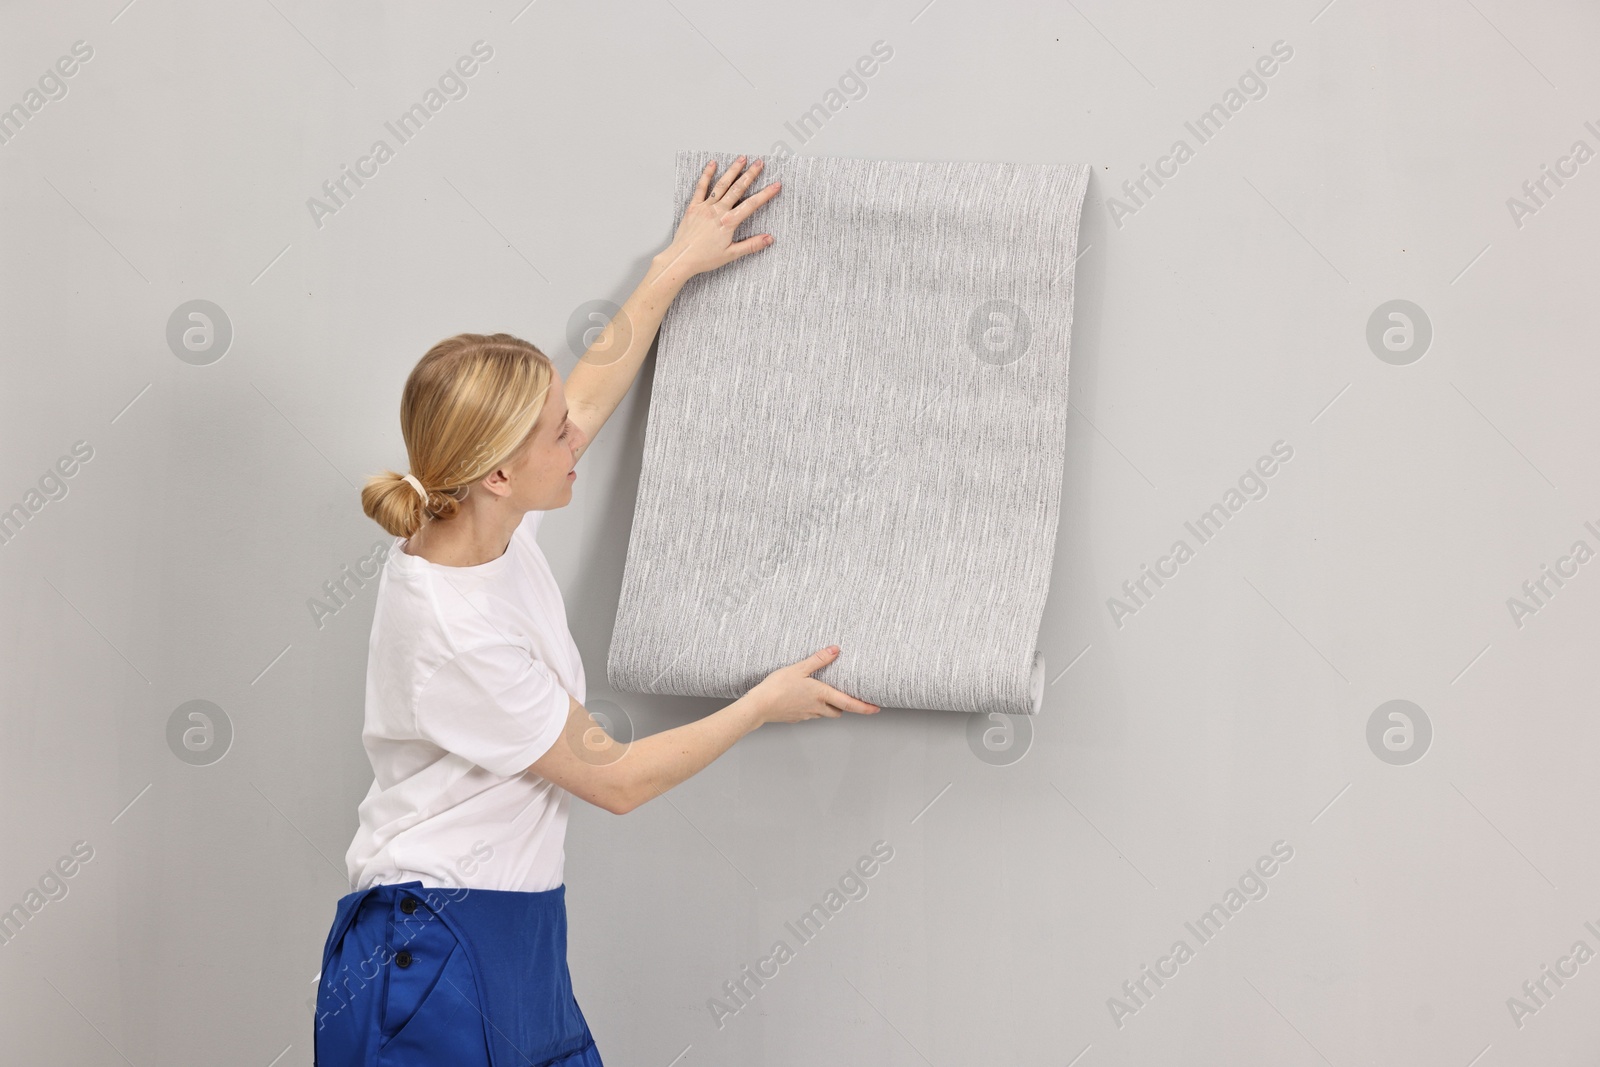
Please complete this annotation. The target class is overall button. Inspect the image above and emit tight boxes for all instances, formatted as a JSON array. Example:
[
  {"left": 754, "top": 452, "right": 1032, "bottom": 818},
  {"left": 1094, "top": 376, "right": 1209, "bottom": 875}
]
[
  {"left": 400, "top": 897, "right": 418, "bottom": 915},
  {"left": 395, "top": 950, "right": 413, "bottom": 968}
]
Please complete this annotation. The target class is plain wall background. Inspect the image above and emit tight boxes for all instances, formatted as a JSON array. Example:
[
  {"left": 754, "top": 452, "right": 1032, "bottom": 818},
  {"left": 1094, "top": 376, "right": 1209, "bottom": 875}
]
[{"left": 3, "top": 1, "right": 1598, "bottom": 1064}]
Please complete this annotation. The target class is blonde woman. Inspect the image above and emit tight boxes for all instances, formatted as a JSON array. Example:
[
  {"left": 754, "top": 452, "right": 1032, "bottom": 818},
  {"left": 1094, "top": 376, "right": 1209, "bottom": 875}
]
[{"left": 313, "top": 156, "right": 880, "bottom": 1066}]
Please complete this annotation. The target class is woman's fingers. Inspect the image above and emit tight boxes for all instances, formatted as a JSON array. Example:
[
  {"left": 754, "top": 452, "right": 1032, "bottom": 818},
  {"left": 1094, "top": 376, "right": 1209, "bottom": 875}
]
[
  {"left": 708, "top": 155, "right": 748, "bottom": 202},
  {"left": 786, "top": 648, "right": 879, "bottom": 717},
  {"left": 709, "top": 156, "right": 770, "bottom": 211},
  {"left": 725, "top": 158, "right": 765, "bottom": 201},
  {"left": 723, "top": 233, "right": 774, "bottom": 262},
  {"left": 662, "top": 154, "right": 781, "bottom": 279},
  {"left": 794, "top": 645, "right": 841, "bottom": 678},
  {"left": 725, "top": 179, "right": 780, "bottom": 226},
  {"left": 713, "top": 179, "right": 780, "bottom": 265},
  {"left": 817, "top": 682, "right": 879, "bottom": 715},
  {"left": 690, "top": 159, "right": 716, "bottom": 204}
]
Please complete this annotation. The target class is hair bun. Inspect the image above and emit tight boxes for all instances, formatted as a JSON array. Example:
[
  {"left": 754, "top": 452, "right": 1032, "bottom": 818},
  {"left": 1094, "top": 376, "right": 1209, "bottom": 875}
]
[
  {"left": 399, "top": 472, "right": 430, "bottom": 507},
  {"left": 363, "top": 332, "right": 552, "bottom": 540}
]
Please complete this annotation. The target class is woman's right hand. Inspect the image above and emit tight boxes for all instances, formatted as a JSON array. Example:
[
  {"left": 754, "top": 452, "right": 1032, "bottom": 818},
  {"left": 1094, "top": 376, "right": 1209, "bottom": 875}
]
[
  {"left": 658, "top": 156, "right": 780, "bottom": 280},
  {"left": 744, "top": 645, "right": 880, "bottom": 725}
]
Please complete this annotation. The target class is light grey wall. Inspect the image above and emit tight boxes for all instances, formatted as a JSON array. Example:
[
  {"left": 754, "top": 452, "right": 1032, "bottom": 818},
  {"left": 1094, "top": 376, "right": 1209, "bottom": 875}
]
[{"left": 2, "top": 0, "right": 1597, "bottom": 1064}]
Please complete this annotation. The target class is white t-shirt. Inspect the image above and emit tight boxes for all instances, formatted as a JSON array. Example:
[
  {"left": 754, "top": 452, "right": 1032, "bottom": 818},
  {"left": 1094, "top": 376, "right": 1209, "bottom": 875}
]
[{"left": 344, "top": 508, "right": 584, "bottom": 894}]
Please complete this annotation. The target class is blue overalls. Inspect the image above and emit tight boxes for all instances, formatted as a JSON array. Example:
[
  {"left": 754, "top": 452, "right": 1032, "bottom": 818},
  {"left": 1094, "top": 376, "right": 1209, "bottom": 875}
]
[{"left": 313, "top": 881, "right": 604, "bottom": 1067}]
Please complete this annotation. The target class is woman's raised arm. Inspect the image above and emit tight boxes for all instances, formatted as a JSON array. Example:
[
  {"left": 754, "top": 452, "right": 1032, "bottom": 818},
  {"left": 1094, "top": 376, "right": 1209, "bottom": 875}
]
[{"left": 564, "top": 155, "right": 780, "bottom": 456}]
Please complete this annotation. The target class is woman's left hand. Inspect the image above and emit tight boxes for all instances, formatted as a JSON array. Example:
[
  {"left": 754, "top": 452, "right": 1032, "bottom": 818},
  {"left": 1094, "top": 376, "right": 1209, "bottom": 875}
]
[{"left": 657, "top": 155, "right": 781, "bottom": 278}]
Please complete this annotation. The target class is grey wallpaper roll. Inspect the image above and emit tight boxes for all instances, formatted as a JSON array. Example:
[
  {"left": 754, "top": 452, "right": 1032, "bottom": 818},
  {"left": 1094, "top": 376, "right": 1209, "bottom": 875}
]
[{"left": 606, "top": 150, "right": 1090, "bottom": 715}]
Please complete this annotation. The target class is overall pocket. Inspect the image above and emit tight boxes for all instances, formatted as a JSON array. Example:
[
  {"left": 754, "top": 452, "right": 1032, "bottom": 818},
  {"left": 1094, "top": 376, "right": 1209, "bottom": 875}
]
[{"left": 376, "top": 893, "right": 491, "bottom": 1065}]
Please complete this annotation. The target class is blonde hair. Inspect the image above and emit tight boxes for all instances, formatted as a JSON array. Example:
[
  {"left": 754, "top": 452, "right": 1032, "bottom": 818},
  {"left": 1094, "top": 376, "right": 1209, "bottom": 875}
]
[{"left": 363, "top": 332, "right": 555, "bottom": 539}]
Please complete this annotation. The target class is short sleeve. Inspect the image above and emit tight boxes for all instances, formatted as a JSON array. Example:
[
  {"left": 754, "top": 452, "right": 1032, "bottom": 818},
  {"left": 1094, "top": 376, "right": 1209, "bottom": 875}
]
[{"left": 415, "top": 643, "right": 571, "bottom": 777}]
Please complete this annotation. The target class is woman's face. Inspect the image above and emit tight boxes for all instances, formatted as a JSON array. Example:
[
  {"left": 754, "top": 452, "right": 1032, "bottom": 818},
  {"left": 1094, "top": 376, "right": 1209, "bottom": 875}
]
[{"left": 503, "top": 374, "right": 585, "bottom": 511}]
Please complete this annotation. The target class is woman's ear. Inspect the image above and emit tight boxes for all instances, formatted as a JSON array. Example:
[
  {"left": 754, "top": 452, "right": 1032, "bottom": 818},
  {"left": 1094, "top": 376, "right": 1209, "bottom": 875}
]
[{"left": 476, "top": 465, "right": 513, "bottom": 500}]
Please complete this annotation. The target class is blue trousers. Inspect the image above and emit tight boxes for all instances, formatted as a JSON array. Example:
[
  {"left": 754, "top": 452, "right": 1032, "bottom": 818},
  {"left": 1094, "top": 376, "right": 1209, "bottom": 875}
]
[{"left": 313, "top": 881, "right": 604, "bottom": 1067}]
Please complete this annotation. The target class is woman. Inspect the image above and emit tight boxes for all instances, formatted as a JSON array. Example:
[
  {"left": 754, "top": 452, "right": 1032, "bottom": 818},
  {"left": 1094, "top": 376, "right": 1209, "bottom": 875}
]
[{"left": 313, "top": 155, "right": 880, "bottom": 1067}]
